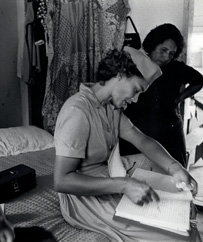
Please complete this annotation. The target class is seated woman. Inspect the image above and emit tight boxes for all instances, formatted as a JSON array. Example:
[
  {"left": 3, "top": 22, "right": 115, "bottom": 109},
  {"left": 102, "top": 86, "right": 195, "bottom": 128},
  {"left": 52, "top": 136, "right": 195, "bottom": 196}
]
[{"left": 54, "top": 47, "right": 197, "bottom": 242}]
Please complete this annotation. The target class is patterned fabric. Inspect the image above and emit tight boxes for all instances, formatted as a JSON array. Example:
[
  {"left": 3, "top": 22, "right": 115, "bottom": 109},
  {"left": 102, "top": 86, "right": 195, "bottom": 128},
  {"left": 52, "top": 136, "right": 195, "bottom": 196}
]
[
  {"left": 42, "top": 0, "right": 130, "bottom": 134},
  {"left": 2, "top": 148, "right": 202, "bottom": 242},
  {"left": 1, "top": 148, "right": 111, "bottom": 242},
  {"left": 36, "top": 0, "right": 48, "bottom": 30}
]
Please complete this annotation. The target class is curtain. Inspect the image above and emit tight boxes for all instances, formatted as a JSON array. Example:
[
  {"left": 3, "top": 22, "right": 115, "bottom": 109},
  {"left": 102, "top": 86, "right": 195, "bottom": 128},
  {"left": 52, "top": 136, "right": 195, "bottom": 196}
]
[{"left": 42, "top": 0, "right": 130, "bottom": 134}]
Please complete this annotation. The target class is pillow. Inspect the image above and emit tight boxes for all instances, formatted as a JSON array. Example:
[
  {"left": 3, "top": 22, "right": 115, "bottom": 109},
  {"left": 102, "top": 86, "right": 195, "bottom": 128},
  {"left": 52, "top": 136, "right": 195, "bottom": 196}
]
[{"left": 0, "top": 126, "right": 54, "bottom": 157}]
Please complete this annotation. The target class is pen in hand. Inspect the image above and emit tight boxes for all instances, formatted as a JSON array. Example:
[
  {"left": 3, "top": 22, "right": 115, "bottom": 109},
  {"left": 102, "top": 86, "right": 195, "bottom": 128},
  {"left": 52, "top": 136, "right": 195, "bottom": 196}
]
[
  {"left": 152, "top": 196, "right": 161, "bottom": 212},
  {"left": 156, "top": 201, "right": 161, "bottom": 212}
]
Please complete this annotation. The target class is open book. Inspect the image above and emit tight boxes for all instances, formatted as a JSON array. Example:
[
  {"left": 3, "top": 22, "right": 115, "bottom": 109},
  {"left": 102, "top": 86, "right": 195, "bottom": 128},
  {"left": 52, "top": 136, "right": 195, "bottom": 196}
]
[{"left": 115, "top": 168, "right": 193, "bottom": 236}]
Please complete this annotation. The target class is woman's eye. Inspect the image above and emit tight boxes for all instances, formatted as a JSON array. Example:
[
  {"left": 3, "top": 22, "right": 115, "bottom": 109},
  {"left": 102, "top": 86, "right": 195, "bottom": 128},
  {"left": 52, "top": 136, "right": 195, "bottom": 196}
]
[{"left": 161, "top": 48, "right": 167, "bottom": 53}]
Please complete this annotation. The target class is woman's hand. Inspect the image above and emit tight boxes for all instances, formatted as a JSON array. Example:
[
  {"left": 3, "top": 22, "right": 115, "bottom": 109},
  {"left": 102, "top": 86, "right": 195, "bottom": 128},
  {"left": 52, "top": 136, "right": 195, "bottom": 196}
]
[
  {"left": 171, "top": 165, "right": 198, "bottom": 197},
  {"left": 124, "top": 178, "right": 160, "bottom": 206}
]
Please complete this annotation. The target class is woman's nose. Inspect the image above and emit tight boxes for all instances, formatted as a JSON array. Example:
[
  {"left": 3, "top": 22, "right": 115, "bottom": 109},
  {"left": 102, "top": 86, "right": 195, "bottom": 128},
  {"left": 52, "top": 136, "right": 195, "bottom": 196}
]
[{"left": 163, "top": 51, "right": 170, "bottom": 61}]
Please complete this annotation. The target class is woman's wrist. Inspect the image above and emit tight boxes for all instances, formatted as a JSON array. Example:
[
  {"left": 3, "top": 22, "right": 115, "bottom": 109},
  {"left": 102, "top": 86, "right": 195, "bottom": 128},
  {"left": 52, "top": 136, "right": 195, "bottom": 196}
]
[
  {"left": 167, "top": 161, "right": 183, "bottom": 175},
  {"left": 117, "top": 177, "right": 130, "bottom": 195}
]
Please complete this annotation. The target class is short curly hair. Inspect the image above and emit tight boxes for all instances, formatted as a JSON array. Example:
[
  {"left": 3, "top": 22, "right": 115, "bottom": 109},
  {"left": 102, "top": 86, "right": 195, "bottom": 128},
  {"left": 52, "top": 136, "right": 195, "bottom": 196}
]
[
  {"left": 142, "top": 23, "right": 185, "bottom": 59},
  {"left": 96, "top": 49, "right": 143, "bottom": 83}
]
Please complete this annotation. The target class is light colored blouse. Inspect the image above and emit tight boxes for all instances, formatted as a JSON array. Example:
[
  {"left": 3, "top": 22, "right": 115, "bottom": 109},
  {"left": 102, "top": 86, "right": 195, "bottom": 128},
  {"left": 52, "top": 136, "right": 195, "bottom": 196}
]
[{"left": 54, "top": 83, "right": 133, "bottom": 172}]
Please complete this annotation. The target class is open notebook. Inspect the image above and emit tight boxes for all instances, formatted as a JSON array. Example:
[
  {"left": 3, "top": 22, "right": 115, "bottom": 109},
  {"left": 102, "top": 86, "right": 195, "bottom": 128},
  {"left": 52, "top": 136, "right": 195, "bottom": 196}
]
[{"left": 115, "top": 168, "right": 193, "bottom": 236}]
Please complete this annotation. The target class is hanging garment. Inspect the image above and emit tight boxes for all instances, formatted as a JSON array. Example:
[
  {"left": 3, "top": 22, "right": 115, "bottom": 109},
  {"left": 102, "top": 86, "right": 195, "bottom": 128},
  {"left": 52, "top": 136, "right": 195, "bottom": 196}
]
[
  {"left": 17, "top": 0, "right": 47, "bottom": 85},
  {"left": 42, "top": 0, "right": 130, "bottom": 134}
]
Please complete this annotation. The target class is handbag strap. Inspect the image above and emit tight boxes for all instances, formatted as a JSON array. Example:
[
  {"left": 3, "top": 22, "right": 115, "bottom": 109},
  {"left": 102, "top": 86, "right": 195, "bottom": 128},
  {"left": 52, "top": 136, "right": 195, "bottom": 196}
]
[{"left": 125, "top": 16, "right": 139, "bottom": 34}]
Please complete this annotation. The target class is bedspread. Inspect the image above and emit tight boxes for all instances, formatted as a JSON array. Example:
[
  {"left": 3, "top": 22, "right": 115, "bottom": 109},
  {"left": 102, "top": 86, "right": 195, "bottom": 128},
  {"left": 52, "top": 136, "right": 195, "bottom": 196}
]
[{"left": 0, "top": 148, "right": 110, "bottom": 242}]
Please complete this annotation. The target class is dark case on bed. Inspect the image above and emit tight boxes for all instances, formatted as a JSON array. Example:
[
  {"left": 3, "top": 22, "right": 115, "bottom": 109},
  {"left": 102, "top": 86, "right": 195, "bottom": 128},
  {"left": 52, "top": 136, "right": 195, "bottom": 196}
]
[{"left": 0, "top": 164, "right": 36, "bottom": 203}]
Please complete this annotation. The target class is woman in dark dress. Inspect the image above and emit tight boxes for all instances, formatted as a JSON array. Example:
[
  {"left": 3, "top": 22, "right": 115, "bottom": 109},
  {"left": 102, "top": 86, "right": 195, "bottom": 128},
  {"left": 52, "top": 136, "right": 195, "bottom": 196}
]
[{"left": 120, "top": 23, "right": 203, "bottom": 167}]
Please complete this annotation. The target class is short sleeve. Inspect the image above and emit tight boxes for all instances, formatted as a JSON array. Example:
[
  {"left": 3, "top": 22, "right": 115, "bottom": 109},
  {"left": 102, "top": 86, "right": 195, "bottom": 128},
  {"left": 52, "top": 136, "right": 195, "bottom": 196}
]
[{"left": 54, "top": 106, "right": 89, "bottom": 158}]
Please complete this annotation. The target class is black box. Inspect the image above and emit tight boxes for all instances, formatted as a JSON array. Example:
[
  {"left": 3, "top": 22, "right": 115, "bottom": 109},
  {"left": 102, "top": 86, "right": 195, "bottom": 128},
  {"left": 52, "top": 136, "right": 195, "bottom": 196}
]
[{"left": 0, "top": 164, "right": 36, "bottom": 203}]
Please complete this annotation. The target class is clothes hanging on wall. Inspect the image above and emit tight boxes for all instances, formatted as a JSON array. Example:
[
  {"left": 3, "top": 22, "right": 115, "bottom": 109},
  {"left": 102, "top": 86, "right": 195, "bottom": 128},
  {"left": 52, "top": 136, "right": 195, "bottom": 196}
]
[
  {"left": 17, "top": 0, "right": 48, "bottom": 85},
  {"left": 17, "top": 0, "right": 49, "bottom": 128},
  {"left": 42, "top": 0, "right": 130, "bottom": 134}
]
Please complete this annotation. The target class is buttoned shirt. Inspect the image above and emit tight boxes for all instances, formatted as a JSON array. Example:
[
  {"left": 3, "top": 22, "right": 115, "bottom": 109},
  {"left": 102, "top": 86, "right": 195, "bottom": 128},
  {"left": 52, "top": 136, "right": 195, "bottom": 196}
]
[{"left": 55, "top": 83, "right": 133, "bottom": 172}]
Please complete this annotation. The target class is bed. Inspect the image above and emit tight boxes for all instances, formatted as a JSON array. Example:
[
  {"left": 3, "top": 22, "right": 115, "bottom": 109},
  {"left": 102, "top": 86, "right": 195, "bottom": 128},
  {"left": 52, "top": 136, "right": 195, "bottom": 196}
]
[
  {"left": 1, "top": 126, "right": 203, "bottom": 242},
  {"left": 0, "top": 126, "right": 110, "bottom": 242}
]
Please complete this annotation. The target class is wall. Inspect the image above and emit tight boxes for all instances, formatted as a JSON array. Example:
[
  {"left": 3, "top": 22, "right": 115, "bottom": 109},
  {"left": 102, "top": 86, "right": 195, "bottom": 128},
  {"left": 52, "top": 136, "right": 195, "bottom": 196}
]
[
  {"left": 185, "top": 0, "right": 203, "bottom": 132},
  {"left": 0, "top": 0, "right": 22, "bottom": 128},
  {"left": 127, "top": 0, "right": 188, "bottom": 42},
  {"left": 193, "top": 0, "right": 203, "bottom": 33}
]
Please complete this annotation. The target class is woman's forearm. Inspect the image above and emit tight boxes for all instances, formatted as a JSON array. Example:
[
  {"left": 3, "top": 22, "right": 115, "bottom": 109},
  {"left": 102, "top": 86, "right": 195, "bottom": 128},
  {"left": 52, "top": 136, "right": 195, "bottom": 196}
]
[
  {"left": 54, "top": 171, "right": 128, "bottom": 196},
  {"left": 121, "top": 127, "right": 183, "bottom": 174},
  {"left": 54, "top": 165, "right": 160, "bottom": 205},
  {"left": 54, "top": 155, "right": 129, "bottom": 196},
  {"left": 141, "top": 139, "right": 183, "bottom": 174},
  {"left": 54, "top": 155, "right": 160, "bottom": 204},
  {"left": 177, "top": 84, "right": 203, "bottom": 103}
]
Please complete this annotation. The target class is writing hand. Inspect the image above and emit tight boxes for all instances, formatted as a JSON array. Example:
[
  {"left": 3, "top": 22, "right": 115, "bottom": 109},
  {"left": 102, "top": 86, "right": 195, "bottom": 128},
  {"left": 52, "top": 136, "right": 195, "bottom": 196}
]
[{"left": 124, "top": 178, "right": 160, "bottom": 206}]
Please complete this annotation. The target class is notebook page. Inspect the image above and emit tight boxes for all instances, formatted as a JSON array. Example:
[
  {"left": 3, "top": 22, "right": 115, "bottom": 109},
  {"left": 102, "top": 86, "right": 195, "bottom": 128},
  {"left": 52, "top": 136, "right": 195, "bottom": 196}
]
[
  {"left": 115, "top": 189, "right": 191, "bottom": 232},
  {"left": 115, "top": 169, "right": 192, "bottom": 235}
]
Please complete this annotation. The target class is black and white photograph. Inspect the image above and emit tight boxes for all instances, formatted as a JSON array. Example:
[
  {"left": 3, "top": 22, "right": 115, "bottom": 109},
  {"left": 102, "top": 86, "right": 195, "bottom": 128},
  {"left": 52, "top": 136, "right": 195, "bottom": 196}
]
[{"left": 0, "top": 0, "right": 203, "bottom": 241}]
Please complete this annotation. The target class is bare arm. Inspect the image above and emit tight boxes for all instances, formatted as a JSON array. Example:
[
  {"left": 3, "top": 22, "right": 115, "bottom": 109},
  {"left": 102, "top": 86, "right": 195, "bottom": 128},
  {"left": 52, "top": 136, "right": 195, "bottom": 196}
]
[
  {"left": 121, "top": 126, "right": 179, "bottom": 171},
  {"left": 120, "top": 126, "right": 198, "bottom": 195},
  {"left": 175, "top": 61, "right": 203, "bottom": 104},
  {"left": 54, "top": 155, "right": 159, "bottom": 205},
  {"left": 54, "top": 155, "right": 125, "bottom": 196},
  {"left": 176, "top": 84, "right": 203, "bottom": 104}
]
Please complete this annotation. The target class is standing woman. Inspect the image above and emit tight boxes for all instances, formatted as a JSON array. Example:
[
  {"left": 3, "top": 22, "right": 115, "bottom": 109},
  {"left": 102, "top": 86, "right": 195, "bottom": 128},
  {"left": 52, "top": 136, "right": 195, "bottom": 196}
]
[
  {"left": 121, "top": 23, "right": 203, "bottom": 167},
  {"left": 54, "top": 47, "right": 197, "bottom": 242}
]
